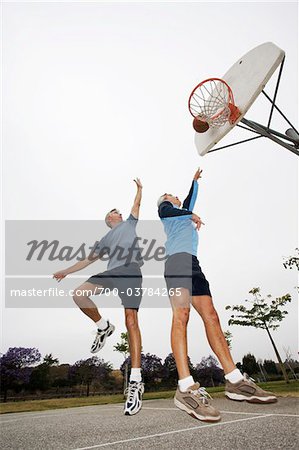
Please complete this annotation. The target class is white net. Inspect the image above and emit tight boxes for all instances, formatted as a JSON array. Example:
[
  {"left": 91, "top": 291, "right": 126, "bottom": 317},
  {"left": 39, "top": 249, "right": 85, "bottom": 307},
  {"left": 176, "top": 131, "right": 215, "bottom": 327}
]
[{"left": 189, "top": 79, "right": 232, "bottom": 128}]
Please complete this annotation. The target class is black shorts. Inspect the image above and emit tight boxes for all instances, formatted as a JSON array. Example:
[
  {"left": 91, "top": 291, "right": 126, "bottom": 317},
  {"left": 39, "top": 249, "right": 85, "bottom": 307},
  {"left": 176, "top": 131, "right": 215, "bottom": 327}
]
[
  {"left": 164, "top": 252, "right": 211, "bottom": 297},
  {"left": 87, "top": 263, "right": 142, "bottom": 309}
]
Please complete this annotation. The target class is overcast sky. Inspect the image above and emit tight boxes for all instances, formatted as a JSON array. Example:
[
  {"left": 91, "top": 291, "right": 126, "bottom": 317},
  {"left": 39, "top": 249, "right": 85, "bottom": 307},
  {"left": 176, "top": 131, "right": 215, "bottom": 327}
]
[{"left": 2, "top": 1, "right": 298, "bottom": 370}]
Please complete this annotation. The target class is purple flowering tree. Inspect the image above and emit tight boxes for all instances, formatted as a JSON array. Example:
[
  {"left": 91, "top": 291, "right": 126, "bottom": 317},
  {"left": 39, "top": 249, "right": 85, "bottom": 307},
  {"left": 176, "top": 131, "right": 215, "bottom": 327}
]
[
  {"left": 163, "top": 353, "right": 195, "bottom": 387},
  {"left": 120, "top": 353, "right": 164, "bottom": 388},
  {"left": 195, "top": 355, "right": 224, "bottom": 387},
  {"left": 0, "top": 347, "right": 41, "bottom": 402}
]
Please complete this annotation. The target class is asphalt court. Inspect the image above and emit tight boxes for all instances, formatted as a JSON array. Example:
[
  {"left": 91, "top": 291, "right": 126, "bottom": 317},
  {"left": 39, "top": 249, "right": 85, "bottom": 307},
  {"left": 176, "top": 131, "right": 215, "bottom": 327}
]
[{"left": 1, "top": 397, "right": 298, "bottom": 449}]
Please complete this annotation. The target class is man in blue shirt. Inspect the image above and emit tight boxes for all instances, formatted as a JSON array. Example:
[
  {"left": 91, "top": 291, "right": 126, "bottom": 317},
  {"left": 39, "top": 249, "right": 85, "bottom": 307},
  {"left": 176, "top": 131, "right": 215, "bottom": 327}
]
[{"left": 158, "top": 168, "right": 277, "bottom": 422}]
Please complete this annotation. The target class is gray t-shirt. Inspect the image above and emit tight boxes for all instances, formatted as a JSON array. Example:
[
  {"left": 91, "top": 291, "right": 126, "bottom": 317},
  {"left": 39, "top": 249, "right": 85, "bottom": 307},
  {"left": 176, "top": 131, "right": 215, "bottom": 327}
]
[{"left": 94, "top": 214, "right": 143, "bottom": 270}]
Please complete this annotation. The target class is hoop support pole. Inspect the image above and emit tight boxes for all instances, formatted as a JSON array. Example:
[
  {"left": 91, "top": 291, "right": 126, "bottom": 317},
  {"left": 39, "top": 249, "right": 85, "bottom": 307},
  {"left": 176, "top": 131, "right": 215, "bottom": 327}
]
[
  {"left": 208, "top": 135, "right": 263, "bottom": 153},
  {"left": 241, "top": 118, "right": 299, "bottom": 156},
  {"left": 267, "top": 57, "right": 285, "bottom": 129},
  {"left": 242, "top": 119, "right": 299, "bottom": 145},
  {"left": 262, "top": 90, "right": 299, "bottom": 136}
]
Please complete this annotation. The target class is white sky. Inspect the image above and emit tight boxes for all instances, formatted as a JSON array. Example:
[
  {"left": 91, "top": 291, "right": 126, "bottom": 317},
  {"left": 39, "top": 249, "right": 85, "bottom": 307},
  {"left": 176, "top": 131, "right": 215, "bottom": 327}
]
[{"left": 1, "top": 1, "right": 298, "bottom": 370}]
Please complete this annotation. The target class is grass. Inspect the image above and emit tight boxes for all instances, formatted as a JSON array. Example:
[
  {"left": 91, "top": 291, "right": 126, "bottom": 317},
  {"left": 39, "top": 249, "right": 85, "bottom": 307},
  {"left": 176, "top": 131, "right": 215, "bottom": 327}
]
[{"left": 1, "top": 380, "right": 298, "bottom": 415}]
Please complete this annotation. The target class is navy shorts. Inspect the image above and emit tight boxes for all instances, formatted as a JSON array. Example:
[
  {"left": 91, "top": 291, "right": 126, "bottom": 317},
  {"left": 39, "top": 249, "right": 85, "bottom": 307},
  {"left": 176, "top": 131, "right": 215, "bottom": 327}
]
[
  {"left": 87, "top": 263, "right": 142, "bottom": 309},
  {"left": 164, "top": 252, "right": 211, "bottom": 297}
]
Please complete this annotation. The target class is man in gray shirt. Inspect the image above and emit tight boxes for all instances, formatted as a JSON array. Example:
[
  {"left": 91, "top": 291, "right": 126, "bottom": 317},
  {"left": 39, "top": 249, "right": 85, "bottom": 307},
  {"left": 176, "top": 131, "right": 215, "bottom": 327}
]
[{"left": 53, "top": 179, "right": 144, "bottom": 416}]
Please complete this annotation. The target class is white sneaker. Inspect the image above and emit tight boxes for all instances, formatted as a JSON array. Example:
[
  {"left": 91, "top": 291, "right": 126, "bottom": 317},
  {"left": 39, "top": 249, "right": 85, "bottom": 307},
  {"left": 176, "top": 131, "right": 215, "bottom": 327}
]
[
  {"left": 90, "top": 321, "right": 115, "bottom": 353},
  {"left": 124, "top": 381, "right": 144, "bottom": 416}
]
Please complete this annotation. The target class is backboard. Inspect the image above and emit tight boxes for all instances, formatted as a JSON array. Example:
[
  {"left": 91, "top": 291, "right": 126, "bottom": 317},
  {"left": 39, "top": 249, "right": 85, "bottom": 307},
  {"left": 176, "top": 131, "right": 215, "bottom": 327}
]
[{"left": 194, "top": 42, "right": 285, "bottom": 156}]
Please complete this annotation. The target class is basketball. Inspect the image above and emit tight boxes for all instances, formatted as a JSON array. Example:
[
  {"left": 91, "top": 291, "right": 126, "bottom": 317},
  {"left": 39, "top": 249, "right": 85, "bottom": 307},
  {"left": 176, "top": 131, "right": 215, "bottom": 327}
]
[{"left": 193, "top": 116, "right": 209, "bottom": 133}]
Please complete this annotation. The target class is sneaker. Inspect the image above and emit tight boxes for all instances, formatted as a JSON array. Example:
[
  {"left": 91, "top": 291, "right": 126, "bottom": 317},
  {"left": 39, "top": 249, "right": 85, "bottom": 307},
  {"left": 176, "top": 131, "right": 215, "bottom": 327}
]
[
  {"left": 124, "top": 381, "right": 145, "bottom": 416},
  {"left": 225, "top": 373, "right": 277, "bottom": 404},
  {"left": 174, "top": 382, "right": 221, "bottom": 422},
  {"left": 90, "top": 321, "right": 115, "bottom": 353}
]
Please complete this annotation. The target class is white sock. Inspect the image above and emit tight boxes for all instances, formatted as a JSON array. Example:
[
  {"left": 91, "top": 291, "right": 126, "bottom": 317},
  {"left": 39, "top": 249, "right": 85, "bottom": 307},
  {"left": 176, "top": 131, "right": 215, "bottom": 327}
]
[
  {"left": 225, "top": 368, "right": 243, "bottom": 384},
  {"left": 95, "top": 318, "right": 108, "bottom": 330},
  {"left": 178, "top": 375, "right": 195, "bottom": 392},
  {"left": 130, "top": 368, "right": 142, "bottom": 383}
]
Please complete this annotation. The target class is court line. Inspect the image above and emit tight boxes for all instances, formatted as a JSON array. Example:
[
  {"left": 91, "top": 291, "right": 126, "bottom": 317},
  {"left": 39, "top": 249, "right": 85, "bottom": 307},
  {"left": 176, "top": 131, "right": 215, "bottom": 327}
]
[
  {"left": 2, "top": 406, "right": 298, "bottom": 424},
  {"left": 221, "top": 410, "right": 299, "bottom": 417},
  {"left": 72, "top": 414, "right": 273, "bottom": 450},
  {"left": 111, "top": 405, "right": 299, "bottom": 417}
]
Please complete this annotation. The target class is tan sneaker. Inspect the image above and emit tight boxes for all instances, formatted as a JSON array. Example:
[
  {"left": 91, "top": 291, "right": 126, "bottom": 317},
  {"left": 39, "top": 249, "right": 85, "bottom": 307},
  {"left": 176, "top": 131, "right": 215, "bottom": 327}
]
[
  {"left": 174, "top": 382, "right": 221, "bottom": 422},
  {"left": 225, "top": 373, "right": 277, "bottom": 404}
]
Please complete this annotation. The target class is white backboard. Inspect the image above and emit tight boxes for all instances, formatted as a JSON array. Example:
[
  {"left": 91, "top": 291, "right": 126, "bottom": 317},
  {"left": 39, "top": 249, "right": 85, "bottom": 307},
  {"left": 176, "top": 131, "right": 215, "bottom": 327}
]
[{"left": 194, "top": 42, "right": 285, "bottom": 156}]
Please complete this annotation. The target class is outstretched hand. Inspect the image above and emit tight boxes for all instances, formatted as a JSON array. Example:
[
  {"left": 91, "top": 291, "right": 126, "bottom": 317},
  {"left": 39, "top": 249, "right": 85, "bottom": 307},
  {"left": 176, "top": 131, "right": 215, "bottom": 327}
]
[
  {"left": 193, "top": 168, "right": 203, "bottom": 181},
  {"left": 191, "top": 213, "right": 205, "bottom": 230},
  {"left": 53, "top": 270, "right": 68, "bottom": 282},
  {"left": 134, "top": 178, "right": 143, "bottom": 189}
]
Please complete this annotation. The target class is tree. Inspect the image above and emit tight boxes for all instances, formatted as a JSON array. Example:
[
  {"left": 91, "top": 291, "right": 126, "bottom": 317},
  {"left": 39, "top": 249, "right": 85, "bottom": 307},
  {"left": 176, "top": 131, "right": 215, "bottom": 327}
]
[
  {"left": 224, "top": 330, "right": 233, "bottom": 350},
  {"left": 195, "top": 355, "right": 224, "bottom": 387},
  {"left": 43, "top": 353, "right": 59, "bottom": 366},
  {"left": 29, "top": 364, "right": 51, "bottom": 391},
  {"left": 0, "top": 347, "right": 41, "bottom": 402},
  {"left": 163, "top": 353, "right": 196, "bottom": 387},
  {"left": 114, "top": 332, "right": 130, "bottom": 392},
  {"left": 113, "top": 332, "right": 130, "bottom": 359},
  {"left": 69, "top": 357, "right": 112, "bottom": 396},
  {"left": 29, "top": 354, "right": 59, "bottom": 391},
  {"left": 120, "top": 353, "right": 164, "bottom": 388},
  {"left": 263, "top": 359, "right": 278, "bottom": 375},
  {"left": 141, "top": 353, "right": 164, "bottom": 386},
  {"left": 163, "top": 353, "right": 178, "bottom": 385},
  {"left": 283, "top": 347, "right": 299, "bottom": 380},
  {"left": 242, "top": 353, "right": 259, "bottom": 377},
  {"left": 236, "top": 362, "right": 243, "bottom": 372},
  {"left": 283, "top": 248, "right": 299, "bottom": 270},
  {"left": 226, "top": 287, "right": 291, "bottom": 383}
]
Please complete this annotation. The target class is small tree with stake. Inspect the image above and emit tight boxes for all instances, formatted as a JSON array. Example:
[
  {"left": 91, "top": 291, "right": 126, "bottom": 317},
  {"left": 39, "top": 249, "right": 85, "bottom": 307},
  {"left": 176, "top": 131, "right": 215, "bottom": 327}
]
[
  {"left": 226, "top": 288, "right": 291, "bottom": 383},
  {"left": 114, "top": 332, "right": 130, "bottom": 393}
]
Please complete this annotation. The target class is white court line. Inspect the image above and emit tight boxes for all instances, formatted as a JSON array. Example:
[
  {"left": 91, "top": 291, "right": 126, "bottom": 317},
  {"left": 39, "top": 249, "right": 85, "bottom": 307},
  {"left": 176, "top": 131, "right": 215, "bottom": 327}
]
[
  {"left": 72, "top": 414, "right": 273, "bottom": 450},
  {"left": 115, "top": 406, "right": 178, "bottom": 411},
  {"left": 270, "top": 413, "right": 299, "bottom": 418},
  {"left": 112, "top": 405, "right": 268, "bottom": 415},
  {"left": 1, "top": 406, "right": 298, "bottom": 424},
  {"left": 220, "top": 410, "right": 299, "bottom": 417},
  {"left": 113, "top": 405, "right": 299, "bottom": 417}
]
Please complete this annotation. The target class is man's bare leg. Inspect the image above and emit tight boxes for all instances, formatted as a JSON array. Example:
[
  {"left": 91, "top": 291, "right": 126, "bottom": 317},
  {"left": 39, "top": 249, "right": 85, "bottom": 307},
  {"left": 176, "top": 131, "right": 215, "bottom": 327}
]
[
  {"left": 73, "top": 282, "right": 103, "bottom": 323},
  {"left": 125, "top": 309, "right": 141, "bottom": 368},
  {"left": 123, "top": 309, "right": 144, "bottom": 416},
  {"left": 170, "top": 288, "right": 191, "bottom": 380},
  {"left": 192, "top": 295, "right": 236, "bottom": 374}
]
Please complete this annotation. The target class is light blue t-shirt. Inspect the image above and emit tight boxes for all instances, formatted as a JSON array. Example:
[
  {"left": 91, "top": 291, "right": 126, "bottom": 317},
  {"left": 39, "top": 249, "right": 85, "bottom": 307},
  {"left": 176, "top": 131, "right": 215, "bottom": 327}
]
[{"left": 158, "top": 180, "right": 199, "bottom": 257}]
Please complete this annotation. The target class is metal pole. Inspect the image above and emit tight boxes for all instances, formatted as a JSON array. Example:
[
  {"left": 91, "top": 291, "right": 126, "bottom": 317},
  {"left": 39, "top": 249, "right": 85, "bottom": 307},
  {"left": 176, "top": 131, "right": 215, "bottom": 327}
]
[
  {"left": 208, "top": 135, "right": 263, "bottom": 153},
  {"left": 241, "top": 118, "right": 299, "bottom": 156},
  {"left": 242, "top": 119, "right": 299, "bottom": 145},
  {"left": 262, "top": 91, "right": 299, "bottom": 136},
  {"left": 267, "top": 57, "right": 285, "bottom": 129}
]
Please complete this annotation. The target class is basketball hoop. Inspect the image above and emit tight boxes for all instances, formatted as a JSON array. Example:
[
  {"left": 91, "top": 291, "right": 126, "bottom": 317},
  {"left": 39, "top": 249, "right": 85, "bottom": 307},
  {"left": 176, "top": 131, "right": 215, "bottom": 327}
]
[{"left": 188, "top": 78, "right": 241, "bottom": 129}]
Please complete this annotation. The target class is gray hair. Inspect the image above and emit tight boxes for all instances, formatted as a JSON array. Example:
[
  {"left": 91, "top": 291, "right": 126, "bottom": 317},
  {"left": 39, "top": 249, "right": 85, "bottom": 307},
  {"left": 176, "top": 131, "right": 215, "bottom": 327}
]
[
  {"left": 105, "top": 213, "right": 112, "bottom": 228},
  {"left": 105, "top": 209, "right": 116, "bottom": 228},
  {"left": 157, "top": 194, "right": 167, "bottom": 208}
]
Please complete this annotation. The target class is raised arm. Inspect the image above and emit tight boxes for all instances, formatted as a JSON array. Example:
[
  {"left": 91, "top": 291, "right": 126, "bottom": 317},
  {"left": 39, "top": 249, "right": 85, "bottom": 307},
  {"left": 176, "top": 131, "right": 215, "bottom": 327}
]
[
  {"left": 131, "top": 178, "right": 143, "bottom": 219},
  {"left": 182, "top": 168, "right": 202, "bottom": 211}
]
